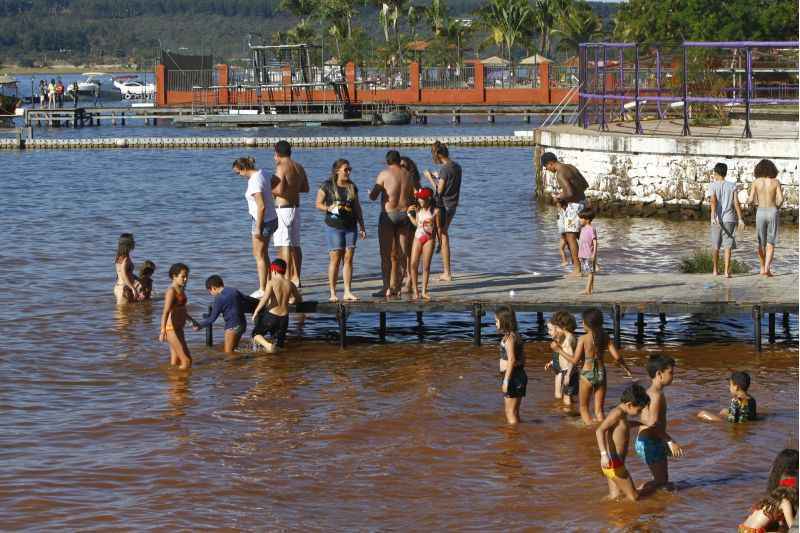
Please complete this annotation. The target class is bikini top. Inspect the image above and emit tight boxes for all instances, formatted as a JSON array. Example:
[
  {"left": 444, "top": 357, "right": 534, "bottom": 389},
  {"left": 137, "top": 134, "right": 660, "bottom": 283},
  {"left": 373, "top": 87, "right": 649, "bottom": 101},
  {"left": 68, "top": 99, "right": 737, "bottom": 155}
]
[
  {"left": 173, "top": 289, "right": 187, "bottom": 306},
  {"left": 500, "top": 334, "right": 525, "bottom": 367}
]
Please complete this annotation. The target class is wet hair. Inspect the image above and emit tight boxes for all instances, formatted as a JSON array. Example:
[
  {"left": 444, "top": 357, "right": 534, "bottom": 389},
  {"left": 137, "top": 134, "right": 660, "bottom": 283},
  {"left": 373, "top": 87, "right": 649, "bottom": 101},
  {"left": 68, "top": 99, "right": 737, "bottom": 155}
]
[
  {"left": 168, "top": 263, "right": 189, "bottom": 279},
  {"left": 275, "top": 140, "right": 291, "bottom": 157},
  {"left": 582, "top": 308, "right": 608, "bottom": 356},
  {"left": 329, "top": 158, "right": 356, "bottom": 203},
  {"left": 233, "top": 156, "right": 256, "bottom": 171},
  {"left": 620, "top": 383, "right": 650, "bottom": 407},
  {"left": 714, "top": 162, "right": 728, "bottom": 178},
  {"left": 139, "top": 260, "right": 156, "bottom": 277},
  {"left": 400, "top": 156, "right": 421, "bottom": 188},
  {"left": 386, "top": 150, "right": 401, "bottom": 166},
  {"left": 495, "top": 305, "right": 518, "bottom": 333},
  {"left": 549, "top": 310, "right": 577, "bottom": 333},
  {"left": 756, "top": 477, "right": 798, "bottom": 523},
  {"left": 645, "top": 354, "right": 676, "bottom": 378},
  {"left": 767, "top": 449, "right": 799, "bottom": 492},
  {"left": 115, "top": 233, "right": 135, "bottom": 263},
  {"left": 205, "top": 275, "right": 224, "bottom": 290},
  {"left": 729, "top": 371, "right": 751, "bottom": 392},
  {"left": 432, "top": 140, "right": 449, "bottom": 159},
  {"left": 541, "top": 152, "right": 558, "bottom": 167},
  {"left": 754, "top": 159, "right": 778, "bottom": 178},
  {"left": 578, "top": 207, "right": 595, "bottom": 221}
]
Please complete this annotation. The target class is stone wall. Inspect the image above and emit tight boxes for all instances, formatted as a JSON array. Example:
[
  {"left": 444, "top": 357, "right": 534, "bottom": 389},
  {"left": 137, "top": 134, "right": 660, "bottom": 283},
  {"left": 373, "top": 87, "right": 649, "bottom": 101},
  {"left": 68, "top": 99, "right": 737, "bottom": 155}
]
[{"left": 533, "top": 126, "right": 799, "bottom": 221}]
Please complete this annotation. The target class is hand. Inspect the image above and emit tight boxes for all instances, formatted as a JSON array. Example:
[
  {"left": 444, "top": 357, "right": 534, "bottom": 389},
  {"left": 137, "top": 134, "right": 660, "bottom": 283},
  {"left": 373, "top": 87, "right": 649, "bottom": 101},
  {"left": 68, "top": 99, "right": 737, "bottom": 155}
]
[
  {"left": 667, "top": 440, "right": 684, "bottom": 458},
  {"left": 159, "top": 329, "right": 166, "bottom": 342},
  {"left": 501, "top": 382, "right": 508, "bottom": 394},
  {"left": 624, "top": 367, "right": 633, "bottom": 378},
  {"left": 406, "top": 205, "right": 416, "bottom": 213},
  {"left": 423, "top": 170, "right": 432, "bottom": 179},
  {"left": 359, "top": 228, "right": 367, "bottom": 240},
  {"left": 544, "top": 361, "right": 553, "bottom": 371},
  {"left": 600, "top": 453, "right": 610, "bottom": 469},
  {"left": 192, "top": 325, "right": 200, "bottom": 331},
  {"left": 549, "top": 340, "right": 560, "bottom": 352},
  {"left": 738, "top": 220, "right": 745, "bottom": 229}
]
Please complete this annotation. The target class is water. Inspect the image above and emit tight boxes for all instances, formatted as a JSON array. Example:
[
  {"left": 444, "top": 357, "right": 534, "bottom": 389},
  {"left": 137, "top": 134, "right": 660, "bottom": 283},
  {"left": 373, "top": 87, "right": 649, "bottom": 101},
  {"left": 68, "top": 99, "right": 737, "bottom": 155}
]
[{"left": 0, "top": 144, "right": 797, "bottom": 530}]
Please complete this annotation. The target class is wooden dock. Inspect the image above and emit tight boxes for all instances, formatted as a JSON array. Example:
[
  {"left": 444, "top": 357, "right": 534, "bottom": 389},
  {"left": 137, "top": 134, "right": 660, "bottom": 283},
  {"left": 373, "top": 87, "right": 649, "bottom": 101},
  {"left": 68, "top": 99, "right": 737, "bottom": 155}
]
[{"left": 204, "top": 272, "right": 799, "bottom": 350}]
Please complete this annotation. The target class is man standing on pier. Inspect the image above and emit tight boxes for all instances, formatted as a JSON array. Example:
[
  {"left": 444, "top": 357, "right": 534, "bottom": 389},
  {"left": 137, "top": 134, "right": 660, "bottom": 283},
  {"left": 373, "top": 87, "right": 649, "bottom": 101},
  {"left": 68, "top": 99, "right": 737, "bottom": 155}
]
[
  {"left": 541, "top": 152, "right": 589, "bottom": 276},
  {"left": 709, "top": 162, "right": 745, "bottom": 278},
  {"left": 273, "top": 140, "right": 309, "bottom": 288},
  {"left": 748, "top": 159, "right": 784, "bottom": 277},
  {"left": 424, "top": 141, "right": 461, "bottom": 282},
  {"left": 370, "top": 150, "right": 415, "bottom": 297}
]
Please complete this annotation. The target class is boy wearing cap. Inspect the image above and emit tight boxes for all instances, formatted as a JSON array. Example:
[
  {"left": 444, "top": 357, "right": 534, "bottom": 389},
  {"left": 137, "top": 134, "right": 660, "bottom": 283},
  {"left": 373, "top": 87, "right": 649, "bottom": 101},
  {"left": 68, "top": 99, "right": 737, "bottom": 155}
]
[
  {"left": 708, "top": 162, "right": 745, "bottom": 278},
  {"left": 252, "top": 259, "right": 302, "bottom": 353}
]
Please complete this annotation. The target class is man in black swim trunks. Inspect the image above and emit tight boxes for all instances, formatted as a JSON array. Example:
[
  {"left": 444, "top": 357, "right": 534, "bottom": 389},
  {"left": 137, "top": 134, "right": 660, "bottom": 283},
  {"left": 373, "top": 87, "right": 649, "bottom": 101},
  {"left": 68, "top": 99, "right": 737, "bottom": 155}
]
[{"left": 369, "top": 150, "right": 415, "bottom": 297}]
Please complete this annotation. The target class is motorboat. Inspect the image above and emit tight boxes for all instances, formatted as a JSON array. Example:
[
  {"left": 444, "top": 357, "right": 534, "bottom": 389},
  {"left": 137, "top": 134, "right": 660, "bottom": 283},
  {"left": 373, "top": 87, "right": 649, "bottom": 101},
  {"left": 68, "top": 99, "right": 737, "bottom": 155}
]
[
  {"left": 0, "top": 75, "right": 20, "bottom": 125},
  {"left": 66, "top": 73, "right": 120, "bottom": 99},
  {"left": 113, "top": 76, "right": 155, "bottom": 100}
]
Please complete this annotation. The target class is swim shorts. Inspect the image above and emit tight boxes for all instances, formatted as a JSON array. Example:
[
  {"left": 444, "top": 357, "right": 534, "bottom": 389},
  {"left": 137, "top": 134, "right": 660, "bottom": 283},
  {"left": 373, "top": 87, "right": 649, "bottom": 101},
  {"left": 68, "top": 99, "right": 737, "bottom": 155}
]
[
  {"left": 635, "top": 435, "right": 669, "bottom": 465},
  {"left": 562, "top": 366, "right": 580, "bottom": 397},
  {"left": 559, "top": 201, "right": 586, "bottom": 234},
  {"left": 602, "top": 455, "right": 629, "bottom": 479},
  {"left": 755, "top": 207, "right": 778, "bottom": 247},
  {"left": 710, "top": 222, "right": 737, "bottom": 250},
  {"left": 252, "top": 217, "right": 279, "bottom": 239},
  {"left": 225, "top": 323, "right": 246, "bottom": 336},
  {"left": 274, "top": 207, "right": 301, "bottom": 247},
  {"left": 379, "top": 210, "right": 411, "bottom": 229},
  {"left": 501, "top": 366, "right": 528, "bottom": 398},
  {"left": 252, "top": 311, "right": 289, "bottom": 347}
]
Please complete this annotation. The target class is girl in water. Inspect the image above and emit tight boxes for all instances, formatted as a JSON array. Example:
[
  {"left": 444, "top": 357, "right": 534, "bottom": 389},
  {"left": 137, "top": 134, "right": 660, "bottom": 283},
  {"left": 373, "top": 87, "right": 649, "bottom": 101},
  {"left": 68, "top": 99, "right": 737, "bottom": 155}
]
[
  {"left": 544, "top": 310, "right": 579, "bottom": 407},
  {"left": 739, "top": 450, "right": 797, "bottom": 532},
  {"left": 159, "top": 263, "right": 195, "bottom": 370},
  {"left": 114, "top": 233, "right": 138, "bottom": 305},
  {"left": 496, "top": 305, "right": 527, "bottom": 424},
  {"left": 573, "top": 308, "right": 632, "bottom": 425},
  {"left": 406, "top": 187, "right": 439, "bottom": 300}
]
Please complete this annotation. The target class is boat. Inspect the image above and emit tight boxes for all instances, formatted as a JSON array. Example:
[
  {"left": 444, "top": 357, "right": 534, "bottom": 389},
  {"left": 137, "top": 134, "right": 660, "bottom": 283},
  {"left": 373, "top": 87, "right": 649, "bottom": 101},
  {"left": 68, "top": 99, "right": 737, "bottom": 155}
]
[
  {"left": 65, "top": 73, "right": 120, "bottom": 99},
  {"left": 113, "top": 76, "right": 155, "bottom": 100},
  {"left": 0, "top": 75, "right": 20, "bottom": 126},
  {"left": 381, "top": 109, "right": 412, "bottom": 125}
]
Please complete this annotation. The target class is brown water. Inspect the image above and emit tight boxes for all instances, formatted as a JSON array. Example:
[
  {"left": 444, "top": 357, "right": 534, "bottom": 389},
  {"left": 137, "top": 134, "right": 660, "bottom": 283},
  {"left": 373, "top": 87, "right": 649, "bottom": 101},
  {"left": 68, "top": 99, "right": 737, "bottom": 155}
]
[{"left": 0, "top": 146, "right": 797, "bottom": 530}]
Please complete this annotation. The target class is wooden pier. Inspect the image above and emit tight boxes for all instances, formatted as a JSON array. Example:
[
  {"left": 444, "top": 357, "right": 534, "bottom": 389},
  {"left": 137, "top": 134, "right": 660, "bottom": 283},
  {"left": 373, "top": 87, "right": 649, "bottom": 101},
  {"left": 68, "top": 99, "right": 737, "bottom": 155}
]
[{"left": 203, "top": 271, "right": 799, "bottom": 351}]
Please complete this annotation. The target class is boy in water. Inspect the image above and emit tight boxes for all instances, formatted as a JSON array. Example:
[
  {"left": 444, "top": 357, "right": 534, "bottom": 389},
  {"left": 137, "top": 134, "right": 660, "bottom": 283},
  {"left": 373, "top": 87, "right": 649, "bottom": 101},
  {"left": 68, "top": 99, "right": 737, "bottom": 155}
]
[
  {"left": 193, "top": 275, "right": 256, "bottom": 354},
  {"left": 697, "top": 371, "right": 757, "bottom": 423},
  {"left": 135, "top": 260, "right": 156, "bottom": 301},
  {"left": 596, "top": 383, "right": 651, "bottom": 501},
  {"left": 252, "top": 259, "right": 301, "bottom": 353},
  {"left": 636, "top": 354, "right": 684, "bottom": 496}
]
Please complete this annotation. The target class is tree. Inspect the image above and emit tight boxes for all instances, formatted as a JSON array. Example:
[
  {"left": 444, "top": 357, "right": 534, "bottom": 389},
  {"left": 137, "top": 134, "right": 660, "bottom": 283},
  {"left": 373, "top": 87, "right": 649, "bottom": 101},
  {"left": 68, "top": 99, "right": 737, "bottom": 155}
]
[
  {"left": 552, "top": 1, "right": 601, "bottom": 56},
  {"left": 425, "top": 0, "right": 448, "bottom": 37},
  {"left": 475, "top": 0, "right": 533, "bottom": 61},
  {"left": 278, "top": 0, "right": 320, "bottom": 26}
]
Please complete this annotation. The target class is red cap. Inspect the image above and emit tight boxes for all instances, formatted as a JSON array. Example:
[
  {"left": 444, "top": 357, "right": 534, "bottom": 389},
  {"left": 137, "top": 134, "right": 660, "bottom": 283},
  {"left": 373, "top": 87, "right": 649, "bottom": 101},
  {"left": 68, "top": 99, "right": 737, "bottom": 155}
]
[
  {"left": 415, "top": 187, "right": 433, "bottom": 200},
  {"left": 270, "top": 261, "right": 286, "bottom": 274},
  {"left": 779, "top": 476, "right": 797, "bottom": 488}
]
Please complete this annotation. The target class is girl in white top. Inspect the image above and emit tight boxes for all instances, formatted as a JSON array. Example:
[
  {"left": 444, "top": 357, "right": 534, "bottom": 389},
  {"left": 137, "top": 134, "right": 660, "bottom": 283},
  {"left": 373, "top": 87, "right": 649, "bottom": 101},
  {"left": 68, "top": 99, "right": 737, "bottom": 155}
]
[
  {"left": 233, "top": 156, "right": 278, "bottom": 296},
  {"left": 544, "top": 311, "right": 579, "bottom": 407},
  {"left": 406, "top": 187, "right": 439, "bottom": 300}
]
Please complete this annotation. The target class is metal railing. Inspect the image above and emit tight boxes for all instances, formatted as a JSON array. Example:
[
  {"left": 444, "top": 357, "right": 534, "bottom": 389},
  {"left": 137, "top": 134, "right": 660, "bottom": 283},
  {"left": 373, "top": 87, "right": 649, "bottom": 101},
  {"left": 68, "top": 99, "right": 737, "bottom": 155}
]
[
  {"left": 166, "top": 70, "right": 216, "bottom": 92},
  {"left": 483, "top": 65, "right": 540, "bottom": 88},
  {"left": 356, "top": 66, "right": 410, "bottom": 90},
  {"left": 190, "top": 84, "right": 346, "bottom": 115},
  {"left": 420, "top": 65, "right": 475, "bottom": 89},
  {"left": 550, "top": 66, "right": 578, "bottom": 88}
]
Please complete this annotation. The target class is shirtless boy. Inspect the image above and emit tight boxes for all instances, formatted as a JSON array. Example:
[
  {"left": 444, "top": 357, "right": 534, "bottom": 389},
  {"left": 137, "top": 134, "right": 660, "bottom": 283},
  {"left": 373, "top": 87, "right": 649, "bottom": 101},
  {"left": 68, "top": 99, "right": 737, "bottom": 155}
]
[
  {"left": 748, "top": 159, "right": 784, "bottom": 277},
  {"left": 370, "top": 150, "right": 415, "bottom": 297},
  {"left": 273, "top": 140, "right": 309, "bottom": 287},
  {"left": 252, "top": 259, "right": 302, "bottom": 353},
  {"left": 541, "top": 152, "right": 590, "bottom": 276},
  {"left": 636, "top": 354, "right": 684, "bottom": 497},
  {"left": 596, "top": 383, "right": 650, "bottom": 501}
]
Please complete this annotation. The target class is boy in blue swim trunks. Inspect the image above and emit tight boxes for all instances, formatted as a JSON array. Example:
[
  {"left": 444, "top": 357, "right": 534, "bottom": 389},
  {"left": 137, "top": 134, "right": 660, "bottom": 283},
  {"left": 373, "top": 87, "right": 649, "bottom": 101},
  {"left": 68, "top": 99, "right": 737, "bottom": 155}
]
[
  {"left": 697, "top": 371, "right": 757, "bottom": 423},
  {"left": 636, "top": 354, "right": 684, "bottom": 497}
]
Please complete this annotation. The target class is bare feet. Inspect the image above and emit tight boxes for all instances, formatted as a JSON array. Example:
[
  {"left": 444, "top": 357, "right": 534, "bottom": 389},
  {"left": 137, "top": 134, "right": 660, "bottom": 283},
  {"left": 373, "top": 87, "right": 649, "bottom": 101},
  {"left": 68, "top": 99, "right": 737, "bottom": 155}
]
[
  {"left": 724, "top": 273, "right": 732, "bottom": 279},
  {"left": 581, "top": 290, "right": 592, "bottom": 295},
  {"left": 422, "top": 292, "right": 431, "bottom": 300},
  {"left": 372, "top": 288, "right": 387, "bottom": 298},
  {"left": 329, "top": 294, "right": 339, "bottom": 303},
  {"left": 567, "top": 270, "right": 582, "bottom": 278},
  {"left": 765, "top": 271, "right": 774, "bottom": 277},
  {"left": 438, "top": 274, "right": 452, "bottom": 282},
  {"left": 412, "top": 290, "right": 420, "bottom": 300},
  {"left": 560, "top": 260, "right": 569, "bottom": 266},
  {"left": 343, "top": 292, "right": 359, "bottom": 301},
  {"left": 712, "top": 270, "right": 719, "bottom": 276}
]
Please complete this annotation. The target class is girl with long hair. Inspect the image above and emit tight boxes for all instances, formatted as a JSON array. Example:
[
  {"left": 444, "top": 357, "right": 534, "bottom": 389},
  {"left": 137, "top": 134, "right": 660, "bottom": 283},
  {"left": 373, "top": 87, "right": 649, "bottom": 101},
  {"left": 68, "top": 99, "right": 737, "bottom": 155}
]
[
  {"left": 114, "top": 233, "right": 138, "bottom": 305},
  {"left": 495, "top": 305, "right": 527, "bottom": 425}
]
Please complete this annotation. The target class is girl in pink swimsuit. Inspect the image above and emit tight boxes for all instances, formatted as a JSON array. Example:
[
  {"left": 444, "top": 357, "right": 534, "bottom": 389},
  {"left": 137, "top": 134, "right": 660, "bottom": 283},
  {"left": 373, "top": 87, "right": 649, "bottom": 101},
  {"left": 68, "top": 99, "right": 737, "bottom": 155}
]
[{"left": 407, "top": 187, "right": 439, "bottom": 300}]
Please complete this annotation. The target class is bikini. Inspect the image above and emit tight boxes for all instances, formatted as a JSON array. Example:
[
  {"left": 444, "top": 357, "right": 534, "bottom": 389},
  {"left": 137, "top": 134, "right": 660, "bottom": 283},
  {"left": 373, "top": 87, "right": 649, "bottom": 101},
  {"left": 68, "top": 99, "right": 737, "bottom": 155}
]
[
  {"left": 580, "top": 336, "right": 606, "bottom": 388},
  {"left": 165, "top": 289, "right": 187, "bottom": 332},
  {"left": 499, "top": 334, "right": 527, "bottom": 398},
  {"left": 414, "top": 208, "right": 435, "bottom": 245},
  {"left": 115, "top": 257, "right": 136, "bottom": 301}
]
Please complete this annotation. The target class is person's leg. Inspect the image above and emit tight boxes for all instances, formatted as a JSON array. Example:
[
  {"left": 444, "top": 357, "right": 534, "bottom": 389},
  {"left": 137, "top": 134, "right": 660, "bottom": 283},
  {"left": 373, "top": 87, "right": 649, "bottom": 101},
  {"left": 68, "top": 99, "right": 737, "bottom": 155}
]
[
  {"left": 409, "top": 238, "right": 422, "bottom": 299},
  {"left": 439, "top": 211, "right": 454, "bottom": 281},
  {"left": 614, "top": 476, "right": 638, "bottom": 501},
  {"left": 253, "top": 334, "right": 277, "bottom": 353},
  {"left": 252, "top": 235, "right": 268, "bottom": 293},
  {"left": 223, "top": 329, "right": 242, "bottom": 354},
  {"left": 327, "top": 249, "right": 343, "bottom": 302},
  {"left": 559, "top": 235, "right": 569, "bottom": 265},
  {"left": 723, "top": 248, "right": 732, "bottom": 278},
  {"left": 343, "top": 247, "right": 358, "bottom": 300},
  {"left": 394, "top": 224, "right": 412, "bottom": 294},
  {"left": 376, "top": 214, "right": 394, "bottom": 296},
  {"left": 504, "top": 397, "right": 520, "bottom": 424},
  {"left": 554, "top": 372, "right": 564, "bottom": 400},
  {"left": 639, "top": 459, "right": 669, "bottom": 496},
  {"left": 564, "top": 232, "right": 581, "bottom": 276},
  {"left": 168, "top": 330, "right": 192, "bottom": 370},
  {"left": 578, "top": 378, "right": 593, "bottom": 425},
  {"left": 593, "top": 384, "right": 606, "bottom": 422},
  {"left": 765, "top": 244, "right": 775, "bottom": 276},
  {"left": 757, "top": 245, "right": 766, "bottom": 275},
  {"left": 712, "top": 248, "right": 720, "bottom": 276},
  {"left": 421, "top": 239, "right": 435, "bottom": 299},
  {"left": 586, "top": 272, "right": 594, "bottom": 294}
]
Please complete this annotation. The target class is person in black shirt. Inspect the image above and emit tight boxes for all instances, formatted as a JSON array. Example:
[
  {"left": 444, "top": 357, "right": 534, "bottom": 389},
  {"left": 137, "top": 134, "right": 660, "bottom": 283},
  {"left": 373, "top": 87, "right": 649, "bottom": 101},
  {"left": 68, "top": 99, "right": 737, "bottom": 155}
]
[{"left": 424, "top": 141, "right": 461, "bottom": 281}]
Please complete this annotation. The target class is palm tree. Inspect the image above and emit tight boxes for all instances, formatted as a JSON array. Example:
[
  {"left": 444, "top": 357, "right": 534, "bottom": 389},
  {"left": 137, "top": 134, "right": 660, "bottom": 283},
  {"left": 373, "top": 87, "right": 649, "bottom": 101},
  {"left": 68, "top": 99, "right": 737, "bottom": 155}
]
[
  {"left": 552, "top": 2, "right": 602, "bottom": 56},
  {"left": 475, "top": 0, "right": 533, "bottom": 62},
  {"left": 533, "top": 0, "right": 572, "bottom": 57},
  {"left": 425, "top": 0, "right": 449, "bottom": 37},
  {"left": 279, "top": 0, "right": 320, "bottom": 27}
]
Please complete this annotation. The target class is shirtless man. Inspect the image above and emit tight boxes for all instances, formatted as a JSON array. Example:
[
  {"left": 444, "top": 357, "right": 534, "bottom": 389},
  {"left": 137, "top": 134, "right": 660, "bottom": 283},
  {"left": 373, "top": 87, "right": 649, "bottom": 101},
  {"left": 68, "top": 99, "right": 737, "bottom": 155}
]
[
  {"left": 541, "top": 152, "right": 589, "bottom": 276},
  {"left": 370, "top": 150, "right": 415, "bottom": 297},
  {"left": 748, "top": 159, "right": 784, "bottom": 277},
  {"left": 251, "top": 259, "right": 302, "bottom": 353},
  {"left": 273, "top": 140, "right": 309, "bottom": 287}
]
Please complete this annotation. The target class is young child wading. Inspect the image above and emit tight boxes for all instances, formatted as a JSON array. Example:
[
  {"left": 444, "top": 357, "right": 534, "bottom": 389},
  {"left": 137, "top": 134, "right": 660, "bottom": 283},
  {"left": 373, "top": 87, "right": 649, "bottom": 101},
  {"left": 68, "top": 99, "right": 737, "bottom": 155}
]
[
  {"left": 495, "top": 305, "right": 527, "bottom": 425},
  {"left": 544, "top": 310, "right": 579, "bottom": 407},
  {"left": 697, "top": 370, "right": 757, "bottom": 423},
  {"left": 252, "top": 259, "right": 301, "bottom": 353},
  {"left": 160, "top": 263, "right": 195, "bottom": 370}
]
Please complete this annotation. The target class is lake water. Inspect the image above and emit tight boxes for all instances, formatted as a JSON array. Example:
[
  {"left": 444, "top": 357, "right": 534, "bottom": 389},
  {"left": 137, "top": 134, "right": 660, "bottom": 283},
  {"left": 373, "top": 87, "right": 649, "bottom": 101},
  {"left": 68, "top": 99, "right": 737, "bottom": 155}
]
[{"left": 0, "top": 133, "right": 797, "bottom": 530}]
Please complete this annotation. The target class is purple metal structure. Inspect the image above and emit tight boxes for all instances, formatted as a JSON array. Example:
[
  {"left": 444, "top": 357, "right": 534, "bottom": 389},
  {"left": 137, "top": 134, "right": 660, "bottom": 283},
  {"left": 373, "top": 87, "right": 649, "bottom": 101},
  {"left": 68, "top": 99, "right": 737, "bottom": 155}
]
[{"left": 578, "top": 41, "right": 799, "bottom": 138}]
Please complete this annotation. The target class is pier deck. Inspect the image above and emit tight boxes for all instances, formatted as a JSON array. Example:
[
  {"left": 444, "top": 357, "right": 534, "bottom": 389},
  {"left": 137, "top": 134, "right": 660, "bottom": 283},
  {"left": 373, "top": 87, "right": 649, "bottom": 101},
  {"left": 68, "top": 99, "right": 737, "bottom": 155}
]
[{"left": 218, "top": 271, "right": 799, "bottom": 350}]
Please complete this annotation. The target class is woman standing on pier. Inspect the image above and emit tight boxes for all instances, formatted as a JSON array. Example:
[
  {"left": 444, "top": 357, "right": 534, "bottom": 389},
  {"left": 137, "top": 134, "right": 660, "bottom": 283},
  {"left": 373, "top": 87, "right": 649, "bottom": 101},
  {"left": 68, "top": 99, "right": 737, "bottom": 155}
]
[{"left": 315, "top": 159, "right": 366, "bottom": 302}]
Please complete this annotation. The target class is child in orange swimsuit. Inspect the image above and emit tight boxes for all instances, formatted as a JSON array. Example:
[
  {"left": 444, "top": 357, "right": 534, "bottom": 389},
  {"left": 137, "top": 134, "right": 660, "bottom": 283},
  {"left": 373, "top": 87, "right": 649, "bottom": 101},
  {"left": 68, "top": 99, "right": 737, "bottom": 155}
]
[
  {"left": 407, "top": 187, "right": 439, "bottom": 300},
  {"left": 160, "top": 263, "right": 196, "bottom": 370}
]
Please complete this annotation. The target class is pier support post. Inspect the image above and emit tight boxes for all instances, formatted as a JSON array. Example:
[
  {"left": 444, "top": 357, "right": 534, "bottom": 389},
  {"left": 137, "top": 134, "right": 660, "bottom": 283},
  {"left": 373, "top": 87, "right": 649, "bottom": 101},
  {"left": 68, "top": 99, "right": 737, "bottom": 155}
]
[
  {"left": 523, "top": 113, "right": 531, "bottom": 124},
  {"left": 379, "top": 312, "right": 387, "bottom": 341},
  {"left": 659, "top": 313, "right": 666, "bottom": 324},
  {"left": 416, "top": 311, "right": 423, "bottom": 325},
  {"left": 753, "top": 305, "right": 762, "bottom": 351},
  {"left": 613, "top": 304, "right": 621, "bottom": 349},
  {"left": 487, "top": 111, "right": 495, "bottom": 123},
  {"left": 112, "top": 113, "right": 117, "bottom": 126},
  {"left": 783, "top": 313, "right": 790, "bottom": 331},
  {"left": 537, "top": 312, "right": 545, "bottom": 329},
  {"left": 121, "top": 112, "right": 126, "bottom": 126},
  {"left": 768, "top": 313, "right": 776, "bottom": 344},
  {"left": 472, "top": 303, "right": 482, "bottom": 347},
  {"left": 205, "top": 305, "right": 213, "bottom": 347},
  {"left": 338, "top": 304, "right": 347, "bottom": 349},
  {"left": 636, "top": 313, "right": 645, "bottom": 337}
]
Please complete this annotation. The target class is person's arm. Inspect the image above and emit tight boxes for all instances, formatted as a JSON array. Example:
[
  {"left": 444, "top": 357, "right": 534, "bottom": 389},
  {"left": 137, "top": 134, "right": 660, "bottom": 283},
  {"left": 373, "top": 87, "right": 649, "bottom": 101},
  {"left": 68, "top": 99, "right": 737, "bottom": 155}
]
[
  {"left": 159, "top": 288, "right": 175, "bottom": 341},
  {"left": 607, "top": 341, "right": 632, "bottom": 377},
  {"left": 595, "top": 409, "right": 622, "bottom": 467},
  {"left": 406, "top": 205, "right": 418, "bottom": 226},
  {"left": 118, "top": 259, "right": 137, "bottom": 292},
  {"left": 252, "top": 284, "right": 271, "bottom": 319},
  {"left": 776, "top": 182, "right": 784, "bottom": 208},
  {"left": 733, "top": 188, "right": 745, "bottom": 227},
  {"left": 591, "top": 232, "right": 598, "bottom": 268},
  {"left": 253, "top": 191, "right": 266, "bottom": 228},
  {"left": 369, "top": 173, "right": 384, "bottom": 201},
  {"left": 501, "top": 336, "right": 515, "bottom": 394},
  {"left": 423, "top": 170, "right": 438, "bottom": 190},
  {"left": 290, "top": 282, "right": 302, "bottom": 304},
  {"left": 194, "top": 295, "right": 223, "bottom": 329},
  {"left": 780, "top": 498, "right": 795, "bottom": 528},
  {"left": 272, "top": 168, "right": 287, "bottom": 198},
  {"left": 709, "top": 190, "right": 718, "bottom": 224},
  {"left": 315, "top": 189, "right": 329, "bottom": 213}
]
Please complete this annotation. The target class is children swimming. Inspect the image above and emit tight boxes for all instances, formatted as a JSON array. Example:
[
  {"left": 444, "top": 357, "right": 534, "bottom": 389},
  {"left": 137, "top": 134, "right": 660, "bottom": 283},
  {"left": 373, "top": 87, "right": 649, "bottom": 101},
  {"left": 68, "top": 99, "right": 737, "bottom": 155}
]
[
  {"left": 252, "top": 259, "right": 302, "bottom": 353},
  {"left": 159, "top": 263, "right": 195, "bottom": 370},
  {"left": 495, "top": 305, "right": 527, "bottom": 425},
  {"left": 574, "top": 308, "right": 632, "bottom": 425},
  {"left": 544, "top": 310, "right": 579, "bottom": 407},
  {"left": 578, "top": 208, "right": 597, "bottom": 295},
  {"left": 595, "top": 383, "right": 650, "bottom": 501},
  {"left": 407, "top": 187, "right": 439, "bottom": 300},
  {"left": 697, "top": 371, "right": 757, "bottom": 423},
  {"left": 113, "top": 233, "right": 138, "bottom": 305},
  {"left": 636, "top": 354, "right": 684, "bottom": 496},
  {"left": 739, "top": 449, "right": 797, "bottom": 532},
  {"left": 134, "top": 260, "right": 155, "bottom": 301}
]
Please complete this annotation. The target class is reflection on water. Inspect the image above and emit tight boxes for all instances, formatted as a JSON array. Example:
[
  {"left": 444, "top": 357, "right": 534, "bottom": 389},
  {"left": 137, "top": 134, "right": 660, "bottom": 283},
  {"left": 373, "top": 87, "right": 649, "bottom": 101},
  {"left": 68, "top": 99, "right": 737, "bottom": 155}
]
[{"left": 0, "top": 146, "right": 796, "bottom": 530}]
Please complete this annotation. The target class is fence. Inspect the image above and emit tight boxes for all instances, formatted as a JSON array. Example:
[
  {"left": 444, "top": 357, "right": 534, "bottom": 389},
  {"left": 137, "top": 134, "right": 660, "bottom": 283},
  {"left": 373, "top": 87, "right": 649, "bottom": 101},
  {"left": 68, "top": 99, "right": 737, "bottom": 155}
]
[
  {"left": 483, "top": 65, "right": 540, "bottom": 88},
  {"left": 165, "top": 69, "right": 216, "bottom": 92},
  {"left": 356, "top": 66, "right": 410, "bottom": 90},
  {"left": 550, "top": 65, "right": 578, "bottom": 88},
  {"left": 420, "top": 65, "right": 475, "bottom": 89}
]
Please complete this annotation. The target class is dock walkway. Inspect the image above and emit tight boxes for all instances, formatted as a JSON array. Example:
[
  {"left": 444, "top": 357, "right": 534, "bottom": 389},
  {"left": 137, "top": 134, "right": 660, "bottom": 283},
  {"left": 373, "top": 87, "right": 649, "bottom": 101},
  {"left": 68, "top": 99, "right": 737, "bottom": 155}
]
[{"left": 208, "top": 272, "right": 799, "bottom": 350}]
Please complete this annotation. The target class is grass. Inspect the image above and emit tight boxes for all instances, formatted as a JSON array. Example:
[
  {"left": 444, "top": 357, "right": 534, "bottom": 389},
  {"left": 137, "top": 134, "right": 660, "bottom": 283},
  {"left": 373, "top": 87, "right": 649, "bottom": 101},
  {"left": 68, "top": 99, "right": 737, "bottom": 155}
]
[{"left": 679, "top": 249, "right": 751, "bottom": 274}]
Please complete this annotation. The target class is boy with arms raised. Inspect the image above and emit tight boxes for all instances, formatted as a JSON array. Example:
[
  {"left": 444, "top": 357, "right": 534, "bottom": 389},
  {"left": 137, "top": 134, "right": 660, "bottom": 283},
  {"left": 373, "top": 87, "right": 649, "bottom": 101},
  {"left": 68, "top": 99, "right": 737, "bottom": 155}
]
[
  {"left": 636, "top": 354, "right": 685, "bottom": 496},
  {"left": 252, "top": 259, "right": 302, "bottom": 353},
  {"left": 596, "top": 383, "right": 651, "bottom": 501}
]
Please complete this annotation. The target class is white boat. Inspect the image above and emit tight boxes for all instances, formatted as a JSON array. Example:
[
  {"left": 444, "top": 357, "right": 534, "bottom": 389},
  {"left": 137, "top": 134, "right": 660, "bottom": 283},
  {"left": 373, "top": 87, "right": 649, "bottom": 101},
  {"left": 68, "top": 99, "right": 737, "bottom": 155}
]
[
  {"left": 113, "top": 76, "right": 155, "bottom": 100},
  {"left": 66, "top": 73, "right": 120, "bottom": 99}
]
